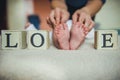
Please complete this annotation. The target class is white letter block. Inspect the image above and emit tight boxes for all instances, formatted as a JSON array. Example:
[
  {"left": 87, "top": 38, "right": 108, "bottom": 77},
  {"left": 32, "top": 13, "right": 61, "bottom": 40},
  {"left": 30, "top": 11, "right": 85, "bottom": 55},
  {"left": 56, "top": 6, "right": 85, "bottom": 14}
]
[
  {"left": 27, "top": 30, "right": 49, "bottom": 50},
  {"left": 94, "top": 30, "right": 118, "bottom": 49},
  {"left": 1, "top": 30, "right": 27, "bottom": 49}
]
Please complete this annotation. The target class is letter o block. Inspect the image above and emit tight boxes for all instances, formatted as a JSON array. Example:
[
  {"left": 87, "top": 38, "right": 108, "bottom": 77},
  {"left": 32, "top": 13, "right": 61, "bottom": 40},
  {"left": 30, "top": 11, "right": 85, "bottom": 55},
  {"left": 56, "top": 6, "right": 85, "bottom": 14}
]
[
  {"left": 94, "top": 30, "right": 118, "bottom": 49},
  {"left": 27, "top": 30, "right": 49, "bottom": 49}
]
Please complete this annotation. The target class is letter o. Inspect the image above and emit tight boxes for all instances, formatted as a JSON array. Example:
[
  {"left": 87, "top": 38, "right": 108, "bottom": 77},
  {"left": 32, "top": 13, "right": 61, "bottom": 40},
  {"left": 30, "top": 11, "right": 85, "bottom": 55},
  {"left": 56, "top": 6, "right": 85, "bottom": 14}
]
[{"left": 30, "top": 33, "right": 44, "bottom": 47}]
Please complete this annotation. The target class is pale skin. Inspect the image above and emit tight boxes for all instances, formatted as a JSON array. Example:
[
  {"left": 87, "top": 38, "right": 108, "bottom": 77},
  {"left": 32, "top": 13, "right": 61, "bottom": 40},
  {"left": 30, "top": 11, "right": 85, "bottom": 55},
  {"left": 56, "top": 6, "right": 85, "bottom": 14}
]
[{"left": 47, "top": 0, "right": 104, "bottom": 50}]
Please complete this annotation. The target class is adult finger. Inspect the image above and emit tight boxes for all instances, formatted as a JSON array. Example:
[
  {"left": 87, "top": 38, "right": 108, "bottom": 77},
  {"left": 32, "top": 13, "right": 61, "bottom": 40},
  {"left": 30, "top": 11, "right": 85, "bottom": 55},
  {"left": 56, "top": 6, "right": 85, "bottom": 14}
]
[
  {"left": 46, "top": 17, "right": 51, "bottom": 25},
  {"left": 88, "top": 20, "right": 95, "bottom": 32},
  {"left": 55, "top": 8, "right": 61, "bottom": 24},
  {"left": 78, "top": 13, "right": 85, "bottom": 24},
  {"left": 84, "top": 17, "right": 91, "bottom": 28},
  {"left": 46, "top": 16, "right": 55, "bottom": 29},
  {"left": 49, "top": 10, "right": 56, "bottom": 25},
  {"left": 72, "top": 12, "right": 78, "bottom": 24},
  {"left": 61, "top": 14, "right": 69, "bottom": 23}
]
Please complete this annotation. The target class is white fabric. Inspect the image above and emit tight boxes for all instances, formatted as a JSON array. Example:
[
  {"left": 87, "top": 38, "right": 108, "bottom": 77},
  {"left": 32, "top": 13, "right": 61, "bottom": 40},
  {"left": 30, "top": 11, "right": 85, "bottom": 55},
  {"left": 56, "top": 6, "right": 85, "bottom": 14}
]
[{"left": 25, "top": 24, "right": 37, "bottom": 31}]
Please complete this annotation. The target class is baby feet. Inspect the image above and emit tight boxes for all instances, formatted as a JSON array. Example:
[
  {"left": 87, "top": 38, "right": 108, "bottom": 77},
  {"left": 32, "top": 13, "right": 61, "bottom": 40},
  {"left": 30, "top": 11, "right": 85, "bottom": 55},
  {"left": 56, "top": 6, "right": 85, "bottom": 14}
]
[{"left": 53, "top": 22, "right": 88, "bottom": 50}]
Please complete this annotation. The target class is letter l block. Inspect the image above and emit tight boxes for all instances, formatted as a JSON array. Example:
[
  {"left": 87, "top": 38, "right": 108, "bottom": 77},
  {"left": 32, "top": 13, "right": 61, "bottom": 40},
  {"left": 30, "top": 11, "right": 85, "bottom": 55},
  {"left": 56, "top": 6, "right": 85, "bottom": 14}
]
[{"left": 1, "top": 30, "right": 27, "bottom": 49}]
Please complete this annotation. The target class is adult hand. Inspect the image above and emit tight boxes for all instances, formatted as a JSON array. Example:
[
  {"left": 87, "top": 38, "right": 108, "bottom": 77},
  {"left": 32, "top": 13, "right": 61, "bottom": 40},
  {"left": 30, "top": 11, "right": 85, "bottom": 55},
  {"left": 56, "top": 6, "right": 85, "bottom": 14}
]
[
  {"left": 47, "top": 8, "right": 70, "bottom": 29},
  {"left": 72, "top": 9, "right": 94, "bottom": 32}
]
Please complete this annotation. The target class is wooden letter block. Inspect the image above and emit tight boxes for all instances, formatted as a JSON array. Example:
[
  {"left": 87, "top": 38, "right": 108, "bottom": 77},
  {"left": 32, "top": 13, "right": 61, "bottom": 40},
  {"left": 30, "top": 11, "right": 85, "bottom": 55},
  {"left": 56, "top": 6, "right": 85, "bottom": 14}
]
[
  {"left": 27, "top": 30, "right": 49, "bottom": 49},
  {"left": 94, "top": 30, "right": 118, "bottom": 49},
  {"left": 1, "top": 30, "right": 27, "bottom": 49}
]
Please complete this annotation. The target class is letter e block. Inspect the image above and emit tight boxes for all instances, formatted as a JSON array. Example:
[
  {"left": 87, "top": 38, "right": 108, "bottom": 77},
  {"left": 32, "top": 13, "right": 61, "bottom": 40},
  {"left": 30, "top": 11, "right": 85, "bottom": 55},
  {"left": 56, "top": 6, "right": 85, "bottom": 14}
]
[
  {"left": 1, "top": 30, "right": 27, "bottom": 49},
  {"left": 94, "top": 30, "right": 118, "bottom": 49},
  {"left": 27, "top": 30, "right": 49, "bottom": 49}
]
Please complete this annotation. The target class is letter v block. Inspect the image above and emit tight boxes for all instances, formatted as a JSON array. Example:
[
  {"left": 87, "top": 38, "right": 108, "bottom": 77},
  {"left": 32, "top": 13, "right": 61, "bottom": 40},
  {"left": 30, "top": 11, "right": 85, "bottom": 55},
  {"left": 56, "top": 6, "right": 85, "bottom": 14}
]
[
  {"left": 27, "top": 30, "right": 49, "bottom": 49},
  {"left": 1, "top": 30, "right": 27, "bottom": 49},
  {"left": 94, "top": 30, "right": 118, "bottom": 49}
]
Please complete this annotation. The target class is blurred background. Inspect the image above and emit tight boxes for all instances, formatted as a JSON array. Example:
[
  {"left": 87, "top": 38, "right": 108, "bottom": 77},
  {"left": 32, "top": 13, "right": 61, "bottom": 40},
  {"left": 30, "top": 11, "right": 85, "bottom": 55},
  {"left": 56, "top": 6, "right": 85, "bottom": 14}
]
[{"left": 0, "top": 0, "right": 120, "bottom": 31}]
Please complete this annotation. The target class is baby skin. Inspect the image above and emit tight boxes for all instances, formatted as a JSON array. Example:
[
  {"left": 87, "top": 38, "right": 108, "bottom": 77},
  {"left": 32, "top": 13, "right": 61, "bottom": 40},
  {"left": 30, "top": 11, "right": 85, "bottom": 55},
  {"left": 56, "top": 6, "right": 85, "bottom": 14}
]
[
  {"left": 70, "top": 22, "right": 88, "bottom": 50},
  {"left": 53, "top": 22, "right": 88, "bottom": 50},
  {"left": 53, "top": 24, "right": 70, "bottom": 50}
]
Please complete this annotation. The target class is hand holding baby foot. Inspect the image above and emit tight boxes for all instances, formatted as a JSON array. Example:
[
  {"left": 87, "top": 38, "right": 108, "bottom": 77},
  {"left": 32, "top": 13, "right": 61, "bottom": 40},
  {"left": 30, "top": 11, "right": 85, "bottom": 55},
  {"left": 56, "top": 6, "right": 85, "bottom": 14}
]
[{"left": 52, "top": 17, "right": 94, "bottom": 50}]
